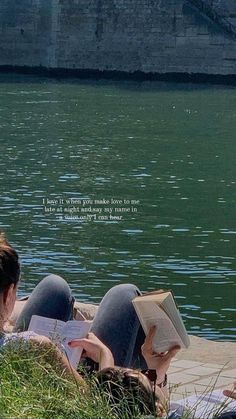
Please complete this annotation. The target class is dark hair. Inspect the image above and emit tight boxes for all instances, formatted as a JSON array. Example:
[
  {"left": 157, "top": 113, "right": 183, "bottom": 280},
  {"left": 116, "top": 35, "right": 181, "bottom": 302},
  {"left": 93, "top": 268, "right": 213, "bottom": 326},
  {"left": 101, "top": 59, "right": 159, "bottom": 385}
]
[
  {"left": 96, "top": 367, "right": 157, "bottom": 417},
  {"left": 0, "top": 232, "right": 20, "bottom": 293}
]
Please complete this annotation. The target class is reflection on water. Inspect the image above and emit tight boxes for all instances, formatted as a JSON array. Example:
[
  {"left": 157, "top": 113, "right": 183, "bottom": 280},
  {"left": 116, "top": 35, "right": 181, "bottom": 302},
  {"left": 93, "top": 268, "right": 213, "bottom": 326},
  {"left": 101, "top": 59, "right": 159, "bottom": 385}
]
[{"left": 0, "top": 74, "right": 235, "bottom": 340}]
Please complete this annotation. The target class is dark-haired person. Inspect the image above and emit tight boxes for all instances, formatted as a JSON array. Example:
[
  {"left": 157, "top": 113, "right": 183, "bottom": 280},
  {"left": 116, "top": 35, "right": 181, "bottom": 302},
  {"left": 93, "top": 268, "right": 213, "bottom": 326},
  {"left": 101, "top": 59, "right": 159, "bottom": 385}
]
[
  {"left": 0, "top": 231, "right": 77, "bottom": 337},
  {"left": 0, "top": 232, "right": 179, "bottom": 416},
  {"left": 96, "top": 366, "right": 166, "bottom": 417},
  {"left": 1, "top": 231, "right": 176, "bottom": 373},
  {"left": 70, "top": 326, "right": 179, "bottom": 417},
  {"left": 1, "top": 232, "right": 236, "bottom": 418},
  {"left": 0, "top": 231, "right": 90, "bottom": 384},
  {"left": 69, "top": 329, "right": 236, "bottom": 419}
]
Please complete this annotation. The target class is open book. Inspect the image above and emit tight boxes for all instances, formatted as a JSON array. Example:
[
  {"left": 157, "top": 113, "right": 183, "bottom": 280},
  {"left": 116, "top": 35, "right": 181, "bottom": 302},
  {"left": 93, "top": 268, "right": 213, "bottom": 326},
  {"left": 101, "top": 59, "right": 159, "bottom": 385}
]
[
  {"left": 132, "top": 290, "right": 190, "bottom": 353},
  {"left": 28, "top": 315, "right": 91, "bottom": 368}
]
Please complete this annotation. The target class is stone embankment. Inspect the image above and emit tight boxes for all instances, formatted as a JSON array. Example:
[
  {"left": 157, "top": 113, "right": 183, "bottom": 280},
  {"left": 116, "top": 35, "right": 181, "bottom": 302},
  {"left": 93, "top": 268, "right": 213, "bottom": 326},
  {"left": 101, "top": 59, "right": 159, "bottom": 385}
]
[{"left": 0, "top": 0, "right": 236, "bottom": 79}]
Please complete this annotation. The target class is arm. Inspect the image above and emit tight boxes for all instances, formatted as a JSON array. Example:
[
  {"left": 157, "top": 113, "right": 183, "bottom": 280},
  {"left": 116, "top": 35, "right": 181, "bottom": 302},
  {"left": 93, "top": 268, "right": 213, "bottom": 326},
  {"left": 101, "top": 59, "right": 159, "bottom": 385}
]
[
  {"left": 223, "top": 382, "right": 236, "bottom": 399},
  {"left": 68, "top": 332, "right": 115, "bottom": 371},
  {"left": 141, "top": 325, "right": 180, "bottom": 397},
  {"left": 29, "top": 335, "right": 86, "bottom": 386}
]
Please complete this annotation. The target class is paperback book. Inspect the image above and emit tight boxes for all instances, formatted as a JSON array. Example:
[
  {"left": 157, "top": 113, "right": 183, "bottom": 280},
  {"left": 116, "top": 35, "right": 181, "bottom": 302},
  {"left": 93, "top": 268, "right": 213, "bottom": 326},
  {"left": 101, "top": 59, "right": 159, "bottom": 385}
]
[
  {"left": 28, "top": 315, "right": 91, "bottom": 368},
  {"left": 132, "top": 290, "right": 190, "bottom": 353}
]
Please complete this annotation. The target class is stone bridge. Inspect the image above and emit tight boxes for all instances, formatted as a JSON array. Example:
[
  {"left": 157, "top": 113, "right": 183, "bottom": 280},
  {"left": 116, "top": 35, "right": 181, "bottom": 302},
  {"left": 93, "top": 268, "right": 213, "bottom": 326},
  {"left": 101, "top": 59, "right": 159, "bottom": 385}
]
[
  {"left": 0, "top": 0, "right": 236, "bottom": 79},
  {"left": 187, "top": 0, "right": 236, "bottom": 38}
]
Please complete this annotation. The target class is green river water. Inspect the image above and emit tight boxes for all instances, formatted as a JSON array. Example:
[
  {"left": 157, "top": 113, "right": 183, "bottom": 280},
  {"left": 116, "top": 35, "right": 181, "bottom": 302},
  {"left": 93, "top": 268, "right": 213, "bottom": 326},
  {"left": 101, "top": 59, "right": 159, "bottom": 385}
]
[{"left": 0, "top": 73, "right": 235, "bottom": 341}]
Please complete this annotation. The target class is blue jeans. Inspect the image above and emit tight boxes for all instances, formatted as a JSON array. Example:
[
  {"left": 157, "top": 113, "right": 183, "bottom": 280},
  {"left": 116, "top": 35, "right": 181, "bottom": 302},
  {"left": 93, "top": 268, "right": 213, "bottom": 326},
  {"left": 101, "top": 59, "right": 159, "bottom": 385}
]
[
  {"left": 14, "top": 274, "right": 74, "bottom": 332},
  {"left": 14, "top": 278, "right": 146, "bottom": 368},
  {"left": 91, "top": 283, "right": 146, "bottom": 368}
]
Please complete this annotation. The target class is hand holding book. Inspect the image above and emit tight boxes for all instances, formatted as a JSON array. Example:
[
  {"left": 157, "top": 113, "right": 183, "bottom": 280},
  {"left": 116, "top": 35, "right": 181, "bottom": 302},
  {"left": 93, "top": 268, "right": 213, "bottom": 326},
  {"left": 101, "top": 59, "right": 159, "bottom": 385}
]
[
  {"left": 141, "top": 325, "right": 180, "bottom": 384},
  {"left": 28, "top": 315, "right": 91, "bottom": 368},
  {"left": 132, "top": 289, "right": 190, "bottom": 353},
  {"left": 68, "top": 332, "right": 115, "bottom": 371}
]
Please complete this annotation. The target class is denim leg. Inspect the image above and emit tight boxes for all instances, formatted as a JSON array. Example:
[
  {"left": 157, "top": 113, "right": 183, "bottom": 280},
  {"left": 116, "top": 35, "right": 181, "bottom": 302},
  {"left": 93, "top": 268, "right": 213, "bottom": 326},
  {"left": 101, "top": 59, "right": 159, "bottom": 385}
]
[
  {"left": 216, "top": 413, "right": 236, "bottom": 419},
  {"left": 91, "top": 283, "right": 146, "bottom": 368},
  {"left": 14, "top": 274, "right": 74, "bottom": 332}
]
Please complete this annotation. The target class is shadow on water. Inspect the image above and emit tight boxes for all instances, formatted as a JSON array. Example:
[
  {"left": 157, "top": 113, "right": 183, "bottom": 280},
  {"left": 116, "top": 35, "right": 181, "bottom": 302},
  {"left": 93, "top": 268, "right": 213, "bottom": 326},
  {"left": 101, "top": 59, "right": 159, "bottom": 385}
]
[{"left": 1, "top": 71, "right": 236, "bottom": 92}]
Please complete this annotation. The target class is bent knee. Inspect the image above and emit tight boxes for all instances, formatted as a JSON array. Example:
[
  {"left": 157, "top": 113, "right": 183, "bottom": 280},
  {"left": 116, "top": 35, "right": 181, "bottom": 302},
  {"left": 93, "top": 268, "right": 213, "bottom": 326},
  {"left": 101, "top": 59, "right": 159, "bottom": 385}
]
[
  {"left": 108, "top": 283, "right": 141, "bottom": 297},
  {"left": 37, "top": 274, "right": 71, "bottom": 295}
]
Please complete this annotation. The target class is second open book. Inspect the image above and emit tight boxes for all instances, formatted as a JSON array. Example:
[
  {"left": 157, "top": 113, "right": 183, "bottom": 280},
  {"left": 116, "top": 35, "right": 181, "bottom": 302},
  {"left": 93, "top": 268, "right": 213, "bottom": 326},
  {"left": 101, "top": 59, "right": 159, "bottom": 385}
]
[
  {"left": 28, "top": 315, "right": 91, "bottom": 368},
  {"left": 132, "top": 290, "right": 190, "bottom": 352}
]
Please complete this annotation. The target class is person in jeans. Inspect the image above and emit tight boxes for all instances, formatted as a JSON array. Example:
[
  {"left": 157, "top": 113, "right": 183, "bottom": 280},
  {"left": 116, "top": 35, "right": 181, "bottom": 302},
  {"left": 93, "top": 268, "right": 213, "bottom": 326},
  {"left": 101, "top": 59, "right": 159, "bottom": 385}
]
[
  {"left": 0, "top": 231, "right": 178, "bottom": 416},
  {"left": 15, "top": 278, "right": 148, "bottom": 370},
  {"left": 2, "top": 231, "right": 235, "bottom": 418}
]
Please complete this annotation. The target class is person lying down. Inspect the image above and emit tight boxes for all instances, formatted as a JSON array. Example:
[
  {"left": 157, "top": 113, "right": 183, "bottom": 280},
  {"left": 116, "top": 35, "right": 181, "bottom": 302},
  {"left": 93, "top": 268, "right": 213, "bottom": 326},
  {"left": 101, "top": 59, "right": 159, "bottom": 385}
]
[{"left": 0, "top": 231, "right": 235, "bottom": 418}]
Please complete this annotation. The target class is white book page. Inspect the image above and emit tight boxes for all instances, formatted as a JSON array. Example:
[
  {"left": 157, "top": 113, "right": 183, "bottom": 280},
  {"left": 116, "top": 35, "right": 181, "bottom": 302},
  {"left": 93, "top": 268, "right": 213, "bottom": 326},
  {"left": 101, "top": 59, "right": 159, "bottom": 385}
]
[
  {"left": 170, "top": 389, "right": 236, "bottom": 418},
  {"left": 133, "top": 292, "right": 189, "bottom": 348},
  {"left": 61, "top": 320, "right": 91, "bottom": 369},
  {"left": 28, "top": 315, "right": 65, "bottom": 341},
  {"left": 135, "top": 302, "right": 183, "bottom": 352},
  {"left": 28, "top": 315, "right": 91, "bottom": 368},
  {"left": 162, "top": 294, "right": 190, "bottom": 347}
]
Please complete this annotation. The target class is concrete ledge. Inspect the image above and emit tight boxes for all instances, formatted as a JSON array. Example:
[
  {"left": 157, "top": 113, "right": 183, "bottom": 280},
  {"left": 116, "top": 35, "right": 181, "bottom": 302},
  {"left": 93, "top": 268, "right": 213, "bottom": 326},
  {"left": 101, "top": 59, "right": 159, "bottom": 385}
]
[
  {"left": 6, "top": 299, "right": 99, "bottom": 330},
  {"left": 74, "top": 301, "right": 98, "bottom": 321},
  {"left": 176, "top": 335, "right": 236, "bottom": 368}
]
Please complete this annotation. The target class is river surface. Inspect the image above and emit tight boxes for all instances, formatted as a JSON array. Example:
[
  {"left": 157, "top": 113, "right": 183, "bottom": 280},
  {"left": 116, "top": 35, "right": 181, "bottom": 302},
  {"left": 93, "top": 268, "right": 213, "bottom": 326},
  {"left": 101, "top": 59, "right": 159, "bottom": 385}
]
[{"left": 0, "top": 73, "right": 235, "bottom": 341}]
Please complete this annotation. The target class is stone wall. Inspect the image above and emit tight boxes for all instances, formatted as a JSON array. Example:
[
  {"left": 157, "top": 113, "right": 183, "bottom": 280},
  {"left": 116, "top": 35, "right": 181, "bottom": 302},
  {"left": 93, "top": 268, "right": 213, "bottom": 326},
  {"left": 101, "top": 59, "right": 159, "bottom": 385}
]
[{"left": 0, "top": 0, "right": 236, "bottom": 77}]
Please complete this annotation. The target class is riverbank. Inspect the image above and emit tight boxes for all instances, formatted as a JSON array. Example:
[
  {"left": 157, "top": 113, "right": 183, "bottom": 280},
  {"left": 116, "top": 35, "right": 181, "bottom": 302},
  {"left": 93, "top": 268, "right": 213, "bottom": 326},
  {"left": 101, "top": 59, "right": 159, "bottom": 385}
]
[
  {"left": 9, "top": 300, "right": 236, "bottom": 369},
  {"left": 1, "top": 1, "right": 236, "bottom": 78}
]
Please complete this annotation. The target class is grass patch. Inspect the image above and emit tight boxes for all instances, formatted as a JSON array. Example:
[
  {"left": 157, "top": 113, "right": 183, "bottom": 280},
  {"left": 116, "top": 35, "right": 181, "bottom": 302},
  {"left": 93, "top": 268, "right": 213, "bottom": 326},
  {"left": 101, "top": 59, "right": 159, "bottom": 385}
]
[
  {"left": 1, "top": 342, "right": 234, "bottom": 418},
  {"left": 0, "top": 342, "right": 155, "bottom": 419}
]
